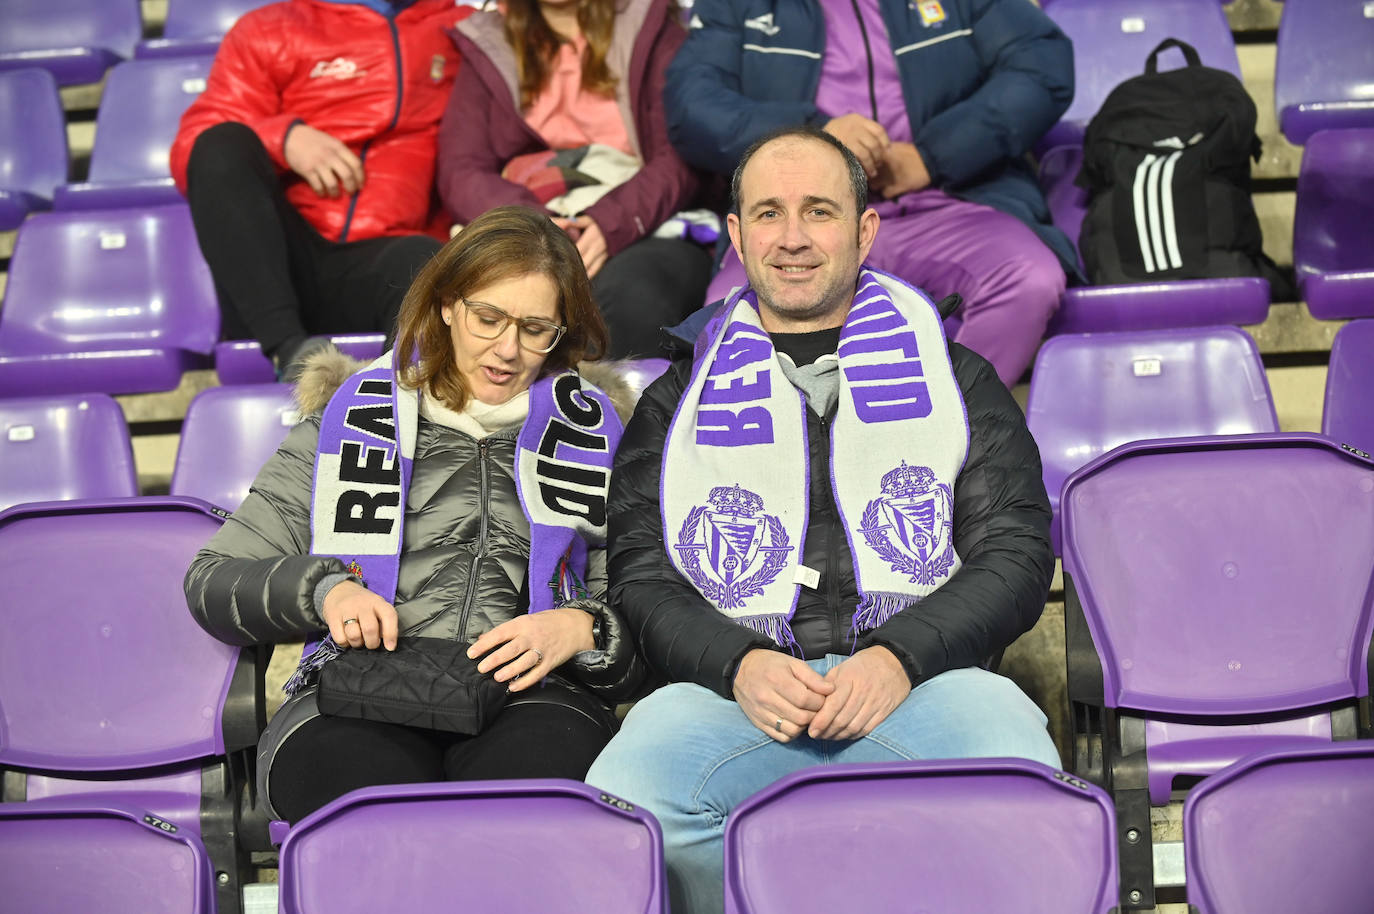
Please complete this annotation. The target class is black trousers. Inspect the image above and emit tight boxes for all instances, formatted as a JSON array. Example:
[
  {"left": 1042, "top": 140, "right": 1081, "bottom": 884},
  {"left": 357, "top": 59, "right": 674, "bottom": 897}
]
[
  {"left": 184, "top": 122, "right": 442, "bottom": 360},
  {"left": 592, "top": 235, "right": 713, "bottom": 359},
  {"left": 268, "top": 700, "right": 616, "bottom": 824}
]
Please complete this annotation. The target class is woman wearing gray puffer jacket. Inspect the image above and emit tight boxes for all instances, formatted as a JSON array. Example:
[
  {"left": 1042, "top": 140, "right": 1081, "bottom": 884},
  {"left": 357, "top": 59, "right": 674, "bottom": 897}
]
[{"left": 185, "top": 207, "right": 646, "bottom": 823}]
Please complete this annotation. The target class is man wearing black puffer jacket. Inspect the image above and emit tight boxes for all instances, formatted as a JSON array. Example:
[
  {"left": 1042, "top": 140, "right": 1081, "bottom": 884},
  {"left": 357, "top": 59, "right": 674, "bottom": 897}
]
[{"left": 585, "top": 127, "right": 1060, "bottom": 914}]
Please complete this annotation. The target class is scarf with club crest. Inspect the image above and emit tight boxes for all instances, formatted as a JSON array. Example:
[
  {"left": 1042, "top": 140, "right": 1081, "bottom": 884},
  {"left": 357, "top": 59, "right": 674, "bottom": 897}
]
[{"left": 661, "top": 269, "right": 970, "bottom": 649}]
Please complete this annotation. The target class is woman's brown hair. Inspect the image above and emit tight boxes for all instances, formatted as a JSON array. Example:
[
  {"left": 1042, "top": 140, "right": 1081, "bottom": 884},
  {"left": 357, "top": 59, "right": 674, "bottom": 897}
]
[
  {"left": 392, "top": 206, "right": 608, "bottom": 412},
  {"left": 503, "top": 0, "right": 618, "bottom": 109}
]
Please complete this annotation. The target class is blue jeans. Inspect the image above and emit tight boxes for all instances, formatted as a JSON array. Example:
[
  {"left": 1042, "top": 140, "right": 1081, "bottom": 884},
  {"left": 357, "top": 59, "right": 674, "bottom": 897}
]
[{"left": 585, "top": 660, "right": 1060, "bottom": 914}]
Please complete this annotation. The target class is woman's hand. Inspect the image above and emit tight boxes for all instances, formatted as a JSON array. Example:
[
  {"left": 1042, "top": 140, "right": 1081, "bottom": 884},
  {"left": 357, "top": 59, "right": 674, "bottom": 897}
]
[
  {"left": 552, "top": 215, "right": 608, "bottom": 278},
  {"left": 321, "top": 579, "right": 398, "bottom": 650},
  {"left": 466, "top": 608, "right": 597, "bottom": 692}
]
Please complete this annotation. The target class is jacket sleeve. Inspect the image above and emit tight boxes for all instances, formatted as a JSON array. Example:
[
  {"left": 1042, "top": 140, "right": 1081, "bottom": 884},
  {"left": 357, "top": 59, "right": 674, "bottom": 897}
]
[
  {"left": 608, "top": 361, "right": 774, "bottom": 699},
  {"left": 856, "top": 344, "right": 1054, "bottom": 682},
  {"left": 912, "top": 0, "right": 1073, "bottom": 189},
  {"left": 184, "top": 417, "right": 348, "bottom": 647},
  {"left": 663, "top": 0, "right": 827, "bottom": 175},
  {"left": 585, "top": 16, "right": 702, "bottom": 255},
  {"left": 170, "top": 8, "right": 304, "bottom": 193},
  {"left": 435, "top": 33, "right": 544, "bottom": 225},
  {"left": 556, "top": 544, "right": 650, "bottom": 702}
]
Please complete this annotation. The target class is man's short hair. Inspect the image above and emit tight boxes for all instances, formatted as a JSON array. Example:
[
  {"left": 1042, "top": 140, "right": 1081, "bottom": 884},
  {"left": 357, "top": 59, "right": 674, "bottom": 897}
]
[{"left": 729, "top": 126, "right": 869, "bottom": 219}]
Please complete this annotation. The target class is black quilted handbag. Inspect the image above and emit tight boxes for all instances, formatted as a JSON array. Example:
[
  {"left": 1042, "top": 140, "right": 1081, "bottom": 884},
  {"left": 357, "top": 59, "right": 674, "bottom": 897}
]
[{"left": 317, "top": 637, "right": 510, "bottom": 735}]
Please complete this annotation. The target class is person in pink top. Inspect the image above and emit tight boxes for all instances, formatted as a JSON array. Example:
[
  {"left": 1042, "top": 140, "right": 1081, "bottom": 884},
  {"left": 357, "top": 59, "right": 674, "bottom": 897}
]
[{"left": 438, "top": 0, "right": 710, "bottom": 358}]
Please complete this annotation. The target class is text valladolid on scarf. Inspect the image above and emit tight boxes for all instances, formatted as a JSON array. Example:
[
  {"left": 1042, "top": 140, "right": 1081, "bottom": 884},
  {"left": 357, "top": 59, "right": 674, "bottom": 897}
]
[
  {"left": 311, "top": 351, "right": 623, "bottom": 610},
  {"left": 661, "top": 269, "right": 970, "bottom": 649}
]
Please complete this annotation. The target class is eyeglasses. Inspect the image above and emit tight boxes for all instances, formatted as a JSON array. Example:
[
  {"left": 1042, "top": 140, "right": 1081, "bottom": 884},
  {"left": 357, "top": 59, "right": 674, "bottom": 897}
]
[{"left": 459, "top": 299, "right": 566, "bottom": 354}]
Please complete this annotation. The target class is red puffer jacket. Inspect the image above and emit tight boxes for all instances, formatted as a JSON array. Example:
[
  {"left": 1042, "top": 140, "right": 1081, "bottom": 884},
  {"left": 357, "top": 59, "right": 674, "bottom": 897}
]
[{"left": 171, "top": 0, "right": 472, "bottom": 242}]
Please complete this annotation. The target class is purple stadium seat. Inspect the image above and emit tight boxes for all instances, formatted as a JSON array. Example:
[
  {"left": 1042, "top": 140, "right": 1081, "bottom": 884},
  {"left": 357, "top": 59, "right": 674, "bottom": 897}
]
[
  {"left": 1184, "top": 743, "right": 1374, "bottom": 914},
  {"left": 618, "top": 357, "right": 671, "bottom": 398},
  {"left": 0, "top": 68, "right": 68, "bottom": 231},
  {"left": 724, "top": 759, "right": 1118, "bottom": 914},
  {"left": 1274, "top": 0, "right": 1374, "bottom": 145},
  {"left": 0, "top": 0, "right": 142, "bottom": 87},
  {"left": 1027, "top": 327, "right": 1277, "bottom": 552},
  {"left": 0, "top": 496, "right": 263, "bottom": 914},
  {"left": 0, "top": 392, "right": 138, "bottom": 512},
  {"left": 0, "top": 204, "right": 219, "bottom": 396},
  {"left": 277, "top": 780, "right": 666, "bottom": 914},
  {"left": 1323, "top": 320, "right": 1374, "bottom": 456},
  {"left": 1038, "top": 0, "right": 1242, "bottom": 153},
  {"left": 214, "top": 335, "right": 387, "bottom": 384},
  {"left": 1292, "top": 128, "right": 1374, "bottom": 320},
  {"left": 138, "top": 0, "right": 270, "bottom": 59},
  {"left": 1061, "top": 433, "right": 1374, "bottom": 907},
  {"left": 171, "top": 382, "right": 299, "bottom": 511},
  {"left": 0, "top": 800, "right": 215, "bottom": 914},
  {"left": 1038, "top": 144, "right": 1272, "bottom": 333},
  {"left": 54, "top": 56, "right": 213, "bottom": 211}
]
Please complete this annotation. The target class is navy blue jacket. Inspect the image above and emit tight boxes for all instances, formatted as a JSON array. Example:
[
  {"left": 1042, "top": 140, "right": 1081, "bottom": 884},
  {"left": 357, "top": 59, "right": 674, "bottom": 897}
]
[{"left": 664, "top": 0, "right": 1080, "bottom": 274}]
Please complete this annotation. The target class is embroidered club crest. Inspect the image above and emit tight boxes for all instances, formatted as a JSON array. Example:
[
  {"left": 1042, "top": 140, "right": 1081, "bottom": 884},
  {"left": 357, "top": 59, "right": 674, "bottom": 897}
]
[
  {"left": 674, "top": 484, "right": 792, "bottom": 610},
  {"left": 858, "top": 462, "right": 956, "bottom": 584},
  {"left": 916, "top": 0, "right": 946, "bottom": 27},
  {"left": 345, "top": 560, "right": 365, "bottom": 586}
]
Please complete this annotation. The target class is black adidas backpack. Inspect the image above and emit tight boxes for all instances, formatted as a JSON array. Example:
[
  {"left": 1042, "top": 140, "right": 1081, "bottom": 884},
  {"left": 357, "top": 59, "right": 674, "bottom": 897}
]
[{"left": 1075, "top": 38, "right": 1289, "bottom": 296}]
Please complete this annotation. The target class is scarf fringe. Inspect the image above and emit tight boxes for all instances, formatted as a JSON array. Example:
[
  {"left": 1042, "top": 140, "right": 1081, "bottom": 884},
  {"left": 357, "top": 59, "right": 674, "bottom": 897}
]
[
  {"left": 851, "top": 592, "right": 916, "bottom": 635},
  {"left": 282, "top": 637, "right": 343, "bottom": 696},
  {"left": 738, "top": 614, "right": 800, "bottom": 653}
]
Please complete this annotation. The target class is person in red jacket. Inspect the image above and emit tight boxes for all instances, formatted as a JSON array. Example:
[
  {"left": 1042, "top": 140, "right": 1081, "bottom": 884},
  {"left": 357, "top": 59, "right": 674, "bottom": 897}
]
[
  {"left": 170, "top": 0, "right": 474, "bottom": 378},
  {"left": 438, "top": 0, "right": 710, "bottom": 359}
]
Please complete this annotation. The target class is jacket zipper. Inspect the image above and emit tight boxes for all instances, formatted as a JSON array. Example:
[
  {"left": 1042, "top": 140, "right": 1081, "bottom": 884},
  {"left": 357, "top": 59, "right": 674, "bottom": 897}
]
[
  {"left": 340, "top": 12, "right": 406, "bottom": 242},
  {"left": 819, "top": 415, "right": 845, "bottom": 651},
  {"left": 456, "top": 438, "right": 491, "bottom": 639},
  {"left": 847, "top": 0, "right": 880, "bottom": 122}
]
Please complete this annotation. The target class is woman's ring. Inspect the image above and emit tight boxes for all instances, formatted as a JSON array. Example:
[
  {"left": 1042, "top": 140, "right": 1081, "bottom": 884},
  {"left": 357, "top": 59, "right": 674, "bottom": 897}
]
[
  {"left": 342, "top": 618, "right": 359, "bottom": 627},
  {"left": 774, "top": 718, "right": 784, "bottom": 732},
  {"left": 530, "top": 648, "right": 544, "bottom": 663}
]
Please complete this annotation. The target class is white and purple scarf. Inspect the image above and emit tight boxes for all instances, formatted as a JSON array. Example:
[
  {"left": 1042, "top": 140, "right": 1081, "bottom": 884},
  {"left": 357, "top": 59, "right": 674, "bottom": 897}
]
[
  {"left": 311, "top": 352, "right": 623, "bottom": 610},
  {"left": 661, "top": 270, "right": 970, "bottom": 649}
]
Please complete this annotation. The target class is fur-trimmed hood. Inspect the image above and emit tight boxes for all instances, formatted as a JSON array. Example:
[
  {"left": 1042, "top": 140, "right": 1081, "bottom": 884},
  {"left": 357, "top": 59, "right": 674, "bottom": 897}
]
[{"left": 291, "top": 345, "right": 642, "bottom": 423}]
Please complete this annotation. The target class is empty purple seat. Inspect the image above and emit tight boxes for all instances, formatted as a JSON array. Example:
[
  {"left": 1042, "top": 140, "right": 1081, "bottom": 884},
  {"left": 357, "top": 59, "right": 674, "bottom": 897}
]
[
  {"left": 1038, "top": 144, "right": 1272, "bottom": 333},
  {"left": 0, "top": 204, "right": 219, "bottom": 396},
  {"left": 1323, "top": 320, "right": 1374, "bottom": 456},
  {"left": 1274, "top": 0, "right": 1374, "bottom": 145},
  {"left": 0, "top": 800, "right": 215, "bottom": 914},
  {"left": 1039, "top": 0, "right": 1241, "bottom": 152},
  {"left": 0, "top": 68, "right": 68, "bottom": 231},
  {"left": 1027, "top": 327, "right": 1277, "bottom": 552},
  {"left": 0, "top": 496, "right": 262, "bottom": 914},
  {"left": 54, "top": 56, "right": 213, "bottom": 211},
  {"left": 213, "top": 334, "right": 386, "bottom": 384},
  {"left": 277, "top": 780, "right": 665, "bottom": 914},
  {"left": 1061, "top": 433, "right": 1374, "bottom": 907},
  {"left": 138, "top": 0, "right": 270, "bottom": 59},
  {"left": 0, "top": 0, "right": 142, "bottom": 87},
  {"left": 171, "top": 382, "right": 299, "bottom": 511},
  {"left": 1184, "top": 743, "right": 1374, "bottom": 914},
  {"left": 1292, "top": 128, "right": 1374, "bottom": 320},
  {"left": 724, "top": 759, "right": 1118, "bottom": 914},
  {"left": 619, "top": 357, "right": 671, "bottom": 399},
  {"left": 0, "top": 392, "right": 138, "bottom": 512}
]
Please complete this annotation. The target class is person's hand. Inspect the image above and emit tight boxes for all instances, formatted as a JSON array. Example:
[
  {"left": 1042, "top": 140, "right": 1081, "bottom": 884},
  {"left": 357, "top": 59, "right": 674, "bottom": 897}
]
[
  {"left": 550, "top": 215, "right": 581, "bottom": 241},
  {"left": 561, "top": 215, "right": 609, "bottom": 278},
  {"left": 284, "top": 123, "right": 365, "bottom": 198},
  {"left": 322, "top": 579, "right": 398, "bottom": 650},
  {"left": 823, "top": 113, "right": 890, "bottom": 179},
  {"left": 874, "top": 142, "right": 931, "bottom": 199},
  {"left": 807, "top": 646, "right": 910, "bottom": 740},
  {"left": 733, "top": 648, "right": 835, "bottom": 742},
  {"left": 466, "top": 607, "right": 597, "bottom": 692}
]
